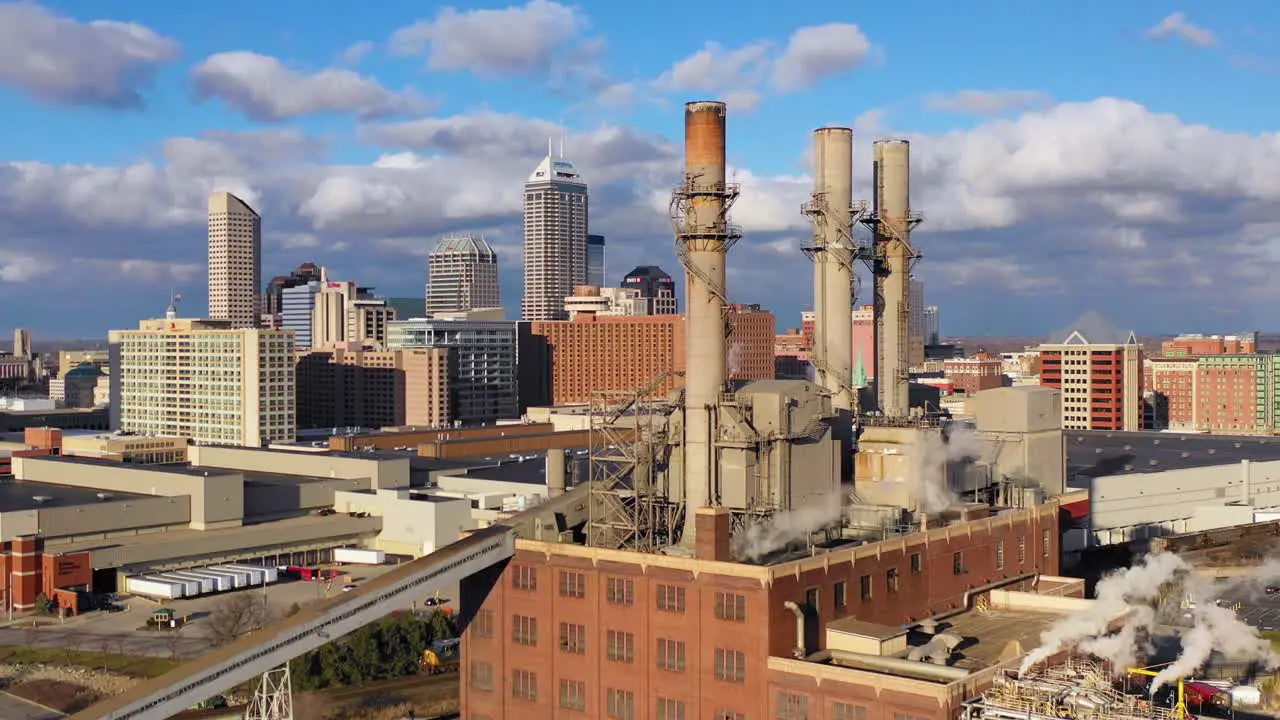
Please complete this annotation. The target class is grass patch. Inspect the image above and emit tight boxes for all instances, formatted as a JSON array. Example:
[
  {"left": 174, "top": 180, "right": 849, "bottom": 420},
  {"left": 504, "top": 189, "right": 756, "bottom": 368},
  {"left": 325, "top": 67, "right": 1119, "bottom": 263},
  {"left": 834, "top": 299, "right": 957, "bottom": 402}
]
[
  {"left": 8, "top": 679, "right": 100, "bottom": 714},
  {"left": 1263, "top": 630, "right": 1280, "bottom": 652},
  {"left": 0, "top": 646, "right": 178, "bottom": 677}
]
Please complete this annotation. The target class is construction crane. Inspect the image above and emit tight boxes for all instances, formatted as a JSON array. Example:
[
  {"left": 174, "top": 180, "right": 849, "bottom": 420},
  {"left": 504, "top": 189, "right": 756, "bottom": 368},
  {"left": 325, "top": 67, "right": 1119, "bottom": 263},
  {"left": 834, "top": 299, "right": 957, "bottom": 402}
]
[{"left": 1126, "top": 663, "right": 1193, "bottom": 720}]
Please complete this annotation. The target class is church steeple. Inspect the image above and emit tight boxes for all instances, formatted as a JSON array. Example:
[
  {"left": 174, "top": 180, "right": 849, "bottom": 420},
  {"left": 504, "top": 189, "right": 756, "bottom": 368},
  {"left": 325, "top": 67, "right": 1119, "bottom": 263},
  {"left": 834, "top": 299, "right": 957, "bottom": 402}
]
[{"left": 852, "top": 340, "right": 867, "bottom": 388}]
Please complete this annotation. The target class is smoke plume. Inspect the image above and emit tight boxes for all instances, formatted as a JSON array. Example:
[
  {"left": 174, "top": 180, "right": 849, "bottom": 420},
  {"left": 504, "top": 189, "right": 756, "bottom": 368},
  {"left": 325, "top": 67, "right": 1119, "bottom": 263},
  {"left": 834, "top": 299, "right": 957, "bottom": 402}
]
[
  {"left": 909, "top": 424, "right": 981, "bottom": 514},
  {"left": 731, "top": 490, "right": 845, "bottom": 562},
  {"left": 727, "top": 342, "right": 744, "bottom": 377}
]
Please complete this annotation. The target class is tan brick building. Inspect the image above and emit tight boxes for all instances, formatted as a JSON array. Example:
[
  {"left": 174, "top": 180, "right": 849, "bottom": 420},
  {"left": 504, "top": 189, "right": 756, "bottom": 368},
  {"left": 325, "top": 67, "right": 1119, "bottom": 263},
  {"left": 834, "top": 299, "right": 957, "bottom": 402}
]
[
  {"left": 296, "top": 347, "right": 448, "bottom": 430},
  {"left": 943, "top": 353, "right": 1005, "bottom": 395},
  {"left": 1162, "top": 333, "right": 1257, "bottom": 357}
]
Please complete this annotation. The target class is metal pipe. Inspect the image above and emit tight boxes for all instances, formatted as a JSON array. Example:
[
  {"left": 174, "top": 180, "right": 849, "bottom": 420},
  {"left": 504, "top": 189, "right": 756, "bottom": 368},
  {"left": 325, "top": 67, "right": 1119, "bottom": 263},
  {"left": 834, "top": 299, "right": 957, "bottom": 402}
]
[
  {"left": 910, "top": 572, "right": 1041, "bottom": 628},
  {"left": 827, "top": 648, "right": 971, "bottom": 682},
  {"left": 784, "top": 600, "right": 805, "bottom": 658}
]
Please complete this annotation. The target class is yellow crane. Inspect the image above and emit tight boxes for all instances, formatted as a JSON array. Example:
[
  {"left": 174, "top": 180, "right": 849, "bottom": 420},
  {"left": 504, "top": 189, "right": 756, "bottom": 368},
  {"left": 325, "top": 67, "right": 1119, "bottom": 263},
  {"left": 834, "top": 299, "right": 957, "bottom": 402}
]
[{"left": 1126, "top": 663, "right": 1189, "bottom": 720}]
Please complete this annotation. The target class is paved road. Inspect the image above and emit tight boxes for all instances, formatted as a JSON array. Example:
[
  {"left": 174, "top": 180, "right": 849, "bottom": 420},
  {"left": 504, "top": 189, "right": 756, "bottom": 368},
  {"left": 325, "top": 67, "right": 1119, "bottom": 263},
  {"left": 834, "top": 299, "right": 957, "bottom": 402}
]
[
  {"left": 0, "top": 691, "right": 64, "bottom": 719},
  {"left": 0, "top": 627, "right": 207, "bottom": 659}
]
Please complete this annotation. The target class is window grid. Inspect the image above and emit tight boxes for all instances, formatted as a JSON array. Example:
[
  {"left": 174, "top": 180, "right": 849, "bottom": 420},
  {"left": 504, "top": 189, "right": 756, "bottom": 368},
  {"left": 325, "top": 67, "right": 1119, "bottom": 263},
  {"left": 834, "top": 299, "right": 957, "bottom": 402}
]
[
  {"left": 560, "top": 622, "right": 586, "bottom": 654},
  {"left": 997, "top": 539, "right": 1005, "bottom": 570},
  {"left": 657, "top": 583, "right": 686, "bottom": 612},
  {"left": 469, "top": 661, "right": 493, "bottom": 691},
  {"left": 776, "top": 691, "right": 810, "bottom": 720},
  {"left": 834, "top": 703, "right": 868, "bottom": 720},
  {"left": 511, "top": 565, "right": 537, "bottom": 591},
  {"left": 714, "top": 591, "right": 746, "bottom": 621},
  {"left": 911, "top": 552, "right": 923, "bottom": 574},
  {"left": 834, "top": 580, "right": 847, "bottom": 610},
  {"left": 512, "top": 615, "right": 537, "bottom": 646},
  {"left": 559, "top": 679, "right": 586, "bottom": 711},
  {"left": 607, "top": 688, "right": 636, "bottom": 720},
  {"left": 512, "top": 669, "right": 537, "bottom": 701},
  {"left": 473, "top": 609, "right": 494, "bottom": 638},
  {"left": 887, "top": 567, "right": 900, "bottom": 594},
  {"left": 560, "top": 570, "right": 586, "bottom": 599},
  {"left": 657, "top": 638, "right": 686, "bottom": 672},
  {"left": 657, "top": 698, "right": 686, "bottom": 720},
  {"left": 714, "top": 648, "right": 746, "bottom": 683},
  {"left": 607, "top": 576, "right": 634, "bottom": 605},
  {"left": 607, "top": 630, "right": 635, "bottom": 663}
]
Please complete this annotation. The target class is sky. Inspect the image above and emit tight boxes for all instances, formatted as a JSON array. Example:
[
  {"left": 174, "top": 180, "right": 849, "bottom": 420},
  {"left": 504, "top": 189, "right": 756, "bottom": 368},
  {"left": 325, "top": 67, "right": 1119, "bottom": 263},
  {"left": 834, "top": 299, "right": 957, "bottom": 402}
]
[{"left": 2, "top": 1, "right": 1280, "bottom": 340}]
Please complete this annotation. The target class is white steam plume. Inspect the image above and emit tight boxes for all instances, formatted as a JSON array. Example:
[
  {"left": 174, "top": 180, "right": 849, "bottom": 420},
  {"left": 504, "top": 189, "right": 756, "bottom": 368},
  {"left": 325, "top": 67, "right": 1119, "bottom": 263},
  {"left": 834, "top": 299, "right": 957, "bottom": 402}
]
[
  {"left": 731, "top": 491, "right": 844, "bottom": 562},
  {"left": 727, "top": 342, "right": 744, "bottom": 377},
  {"left": 909, "top": 424, "right": 982, "bottom": 514},
  {"left": 1150, "top": 598, "right": 1276, "bottom": 693},
  {"left": 1019, "top": 552, "right": 1187, "bottom": 676}
]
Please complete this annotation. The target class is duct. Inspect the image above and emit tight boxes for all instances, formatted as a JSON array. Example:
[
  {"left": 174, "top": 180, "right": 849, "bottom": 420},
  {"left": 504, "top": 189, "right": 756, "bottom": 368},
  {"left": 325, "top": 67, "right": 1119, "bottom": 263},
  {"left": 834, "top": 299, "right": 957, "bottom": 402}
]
[
  {"left": 812, "top": 127, "right": 856, "bottom": 412},
  {"left": 546, "top": 448, "right": 566, "bottom": 498},
  {"left": 905, "top": 632, "right": 963, "bottom": 665},
  {"left": 827, "top": 648, "right": 971, "bottom": 682},
  {"left": 910, "top": 572, "right": 1041, "bottom": 629},
  {"left": 784, "top": 600, "right": 806, "bottom": 658}
]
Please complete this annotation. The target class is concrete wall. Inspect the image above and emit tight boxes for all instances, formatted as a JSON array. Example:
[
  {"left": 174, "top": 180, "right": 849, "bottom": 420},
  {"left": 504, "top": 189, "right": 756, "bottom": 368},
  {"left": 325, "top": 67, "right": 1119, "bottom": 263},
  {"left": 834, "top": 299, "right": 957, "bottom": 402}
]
[
  {"left": 12, "top": 457, "right": 244, "bottom": 530},
  {"left": 29, "top": 496, "right": 189, "bottom": 541},
  {"left": 244, "top": 477, "right": 372, "bottom": 518},
  {"left": 974, "top": 386, "right": 1065, "bottom": 498},
  {"left": 333, "top": 489, "right": 477, "bottom": 557},
  {"left": 189, "top": 445, "right": 410, "bottom": 490}
]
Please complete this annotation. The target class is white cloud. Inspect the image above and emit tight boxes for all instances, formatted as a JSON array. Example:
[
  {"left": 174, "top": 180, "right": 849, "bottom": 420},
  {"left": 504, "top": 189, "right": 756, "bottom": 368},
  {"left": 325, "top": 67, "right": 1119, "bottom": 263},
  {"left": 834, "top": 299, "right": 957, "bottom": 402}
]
[
  {"left": 339, "top": 40, "right": 375, "bottom": 65},
  {"left": 1146, "top": 12, "right": 1217, "bottom": 48},
  {"left": 0, "top": 3, "right": 179, "bottom": 108},
  {"left": 192, "top": 51, "right": 430, "bottom": 121},
  {"left": 925, "top": 90, "right": 1054, "bottom": 117},
  {"left": 0, "top": 251, "right": 53, "bottom": 282},
  {"left": 772, "top": 23, "right": 872, "bottom": 91},
  {"left": 390, "top": 0, "right": 584, "bottom": 77}
]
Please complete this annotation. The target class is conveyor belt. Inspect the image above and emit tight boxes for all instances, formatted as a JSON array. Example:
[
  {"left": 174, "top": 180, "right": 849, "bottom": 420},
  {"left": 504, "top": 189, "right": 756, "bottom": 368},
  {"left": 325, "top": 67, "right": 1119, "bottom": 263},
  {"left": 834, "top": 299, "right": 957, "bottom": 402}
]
[{"left": 69, "top": 525, "right": 515, "bottom": 719}]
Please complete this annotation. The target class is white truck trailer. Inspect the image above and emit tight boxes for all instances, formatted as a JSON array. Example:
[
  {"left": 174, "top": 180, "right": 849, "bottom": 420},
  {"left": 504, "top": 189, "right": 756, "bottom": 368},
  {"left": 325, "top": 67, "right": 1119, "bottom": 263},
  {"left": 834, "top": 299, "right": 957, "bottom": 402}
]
[
  {"left": 333, "top": 547, "right": 386, "bottom": 565},
  {"left": 125, "top": 576, "right": 184, "bottom": 599}
]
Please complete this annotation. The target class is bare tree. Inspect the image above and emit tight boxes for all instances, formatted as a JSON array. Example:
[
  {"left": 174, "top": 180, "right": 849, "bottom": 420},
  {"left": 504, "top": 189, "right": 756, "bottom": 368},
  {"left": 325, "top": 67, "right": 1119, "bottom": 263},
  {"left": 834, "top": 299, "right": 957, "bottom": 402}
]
[{"left": 206, "top": 594, "right": 267, "bottom": 647}]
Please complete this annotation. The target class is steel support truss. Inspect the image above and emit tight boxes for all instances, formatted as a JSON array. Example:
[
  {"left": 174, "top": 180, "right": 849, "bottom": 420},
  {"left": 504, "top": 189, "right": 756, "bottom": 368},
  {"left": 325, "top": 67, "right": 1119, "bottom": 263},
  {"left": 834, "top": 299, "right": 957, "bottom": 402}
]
[
  {"left": 245, "top": 665, "right": 293, "bottom": 720},
  {"left": 670, "top": 179, "right": 742, "bottom": 337}
]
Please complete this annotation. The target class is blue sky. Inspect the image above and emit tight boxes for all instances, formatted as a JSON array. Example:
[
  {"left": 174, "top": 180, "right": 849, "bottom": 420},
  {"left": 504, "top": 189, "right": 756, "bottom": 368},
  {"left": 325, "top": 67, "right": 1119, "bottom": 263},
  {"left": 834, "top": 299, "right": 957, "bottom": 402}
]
[{"left": 1, "top": 1, "right": 1279, "bottom": 340}]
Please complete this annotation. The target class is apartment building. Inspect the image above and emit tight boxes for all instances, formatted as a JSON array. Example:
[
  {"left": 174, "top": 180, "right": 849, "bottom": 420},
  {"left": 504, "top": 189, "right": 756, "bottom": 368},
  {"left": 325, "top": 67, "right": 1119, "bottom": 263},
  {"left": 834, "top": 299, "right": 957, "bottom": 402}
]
[
  {"left": 387, "top": 314, "right": 518, "bottom": 423},
  {"left": 1146, "top": 357, "right": 1198, "bottom": 430},
  {"left": 727, "top": 304, "right": 775, "bottom": 381},
  {"left": 1162, "top": 332, "right": 1258, "bottom": 357},
  {"left": 296, "top": 347, "right": 449, "bottom": 430},
  {"left": 943, "top": 353, "right": 1005, "bottom": 395},
  {"left": 1038, "top": 315, "right": 1143, "bottom": 431},
  {"left": 108, "top": 317, "right": 295, "bottom": 446}
]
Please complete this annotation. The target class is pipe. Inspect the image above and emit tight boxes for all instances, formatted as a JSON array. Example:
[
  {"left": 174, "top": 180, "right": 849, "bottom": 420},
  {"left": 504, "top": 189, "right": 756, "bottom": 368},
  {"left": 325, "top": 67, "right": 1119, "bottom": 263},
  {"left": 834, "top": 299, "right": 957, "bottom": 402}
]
[
  {"left": 545, "top": 448, "right": 566, "bottom": 498},
  {"left": 910, "top": 572, "right": 1041, "bottom": 629},
  {"left": 784, "top": 600, "right": 805, "bottom": 658},
  {"left": 827, "top": 648, "right": 971, "bottom": 682},
  {"left": 1242, "top": 459, "right": 1251, "bottom": 505}
]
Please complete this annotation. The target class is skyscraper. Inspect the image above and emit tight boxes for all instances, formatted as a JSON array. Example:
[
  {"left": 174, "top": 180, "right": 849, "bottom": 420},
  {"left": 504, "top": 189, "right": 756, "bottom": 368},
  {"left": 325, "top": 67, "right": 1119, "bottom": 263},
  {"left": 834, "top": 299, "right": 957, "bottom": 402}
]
[
  {"left": 586, "top": 234, "right": 606, "bottom": 287},
  {"left": 620, "top": 265, "right": 678, "bottom": 315},
  {"left": 426, "top": 234, "right": 501, "bottom": 316},
  {"left": 522, "top": 144, "right": 588, "bottom": 321},
  {"left": 908, "top": 276, "right": 926, "bottom": 367},
  {"left": 208, "top": 192, "right": 262, "bottom": 328}
]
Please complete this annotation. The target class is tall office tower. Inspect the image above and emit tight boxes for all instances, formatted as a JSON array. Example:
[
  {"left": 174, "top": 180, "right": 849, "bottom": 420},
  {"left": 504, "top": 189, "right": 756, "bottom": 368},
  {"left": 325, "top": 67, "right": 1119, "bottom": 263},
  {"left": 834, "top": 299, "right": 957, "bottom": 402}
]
[
  {"left": 522, "top": 143, "right": 588, "bottom": 321},
  {"left": 263, "top": 262, "right": 322, "bottom": 324},
  {"left": 586, "top": 234, "right": 606, "bottom": 287},
  {"left": 426, "top": 234, "right": 501, "bottom": 316},
  {"left": 281, "top": 279, "right": 323, "bottom": 350},
  {"left": 924, "top": 306, "right": 940, "bottom": 345},
  {"left": 13, "top": 329, "right": 31, "bottom": 359},
  {"left": 109, "top": 318, "right": 295, "bottom": 446},
  {"left": 208, "top": 192, "right": 262, "bottom": 328},
  {"left": 908, "top": 276, "right": 926, "bottom": 367},
  {"left": 620, "top": 265, "right": 679, "bottom": 314}
]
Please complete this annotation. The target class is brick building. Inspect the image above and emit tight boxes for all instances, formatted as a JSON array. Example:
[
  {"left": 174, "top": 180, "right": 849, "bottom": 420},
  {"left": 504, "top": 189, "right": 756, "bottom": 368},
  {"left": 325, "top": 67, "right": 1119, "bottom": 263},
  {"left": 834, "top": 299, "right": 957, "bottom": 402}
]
[
  {"left": 1146, "top": 357, "right": 1198, "bottom": 430},
  {"left": 943, "top": 353, "right": 1005, "bottom": 395},
  {"left": 1162, "top": 333, "right": 1257, "bottom": 357},
  {"left": 1038, "top": 314, "right": 1143, "bottom": 431},
  {"left": 0, "top": 535, "right": 91, "bottom": 613},
  {"left": 800, "top": 306, "right": 875, "bottom": 383},
  {"left": 295, "top": 347, "right": 449, "bottom": 430},
  {"left": 727, "top": 304, "right": 775, "bottom": 382},
  {"left": 1195, "top": 354, "right": 1271, "bottom": 434},
  {"left": 460, "top": 503, "right": 1061, "bottom": 720}
]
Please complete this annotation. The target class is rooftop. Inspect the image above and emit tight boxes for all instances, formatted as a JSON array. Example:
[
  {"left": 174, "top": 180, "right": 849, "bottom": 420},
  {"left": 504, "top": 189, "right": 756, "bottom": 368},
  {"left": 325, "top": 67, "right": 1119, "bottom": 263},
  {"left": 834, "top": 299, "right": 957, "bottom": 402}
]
[
  {"left": 526, "top": 150, "right": 584, "bottom": 186},
  {"left": 1066, "top": 429, "right": 1280, "bottom": 479},
  {"left": 923, "top": 608, "right": 1064, "bottom": 672},
  {"left": 26, "top": 455, "right": 238, "bottom": 478},
  {"left": 0, "top": 479, "right": 147, "bottom": 511},
  {"left": 458, "top": 453, "right": 588, "bottom": 486}
]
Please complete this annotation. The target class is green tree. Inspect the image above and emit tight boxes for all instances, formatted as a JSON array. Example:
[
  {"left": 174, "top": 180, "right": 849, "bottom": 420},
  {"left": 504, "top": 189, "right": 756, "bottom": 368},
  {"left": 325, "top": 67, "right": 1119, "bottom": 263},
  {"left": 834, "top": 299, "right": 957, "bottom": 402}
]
[{"left": 33, "top": 593, "right": 53, "bottom": 615}]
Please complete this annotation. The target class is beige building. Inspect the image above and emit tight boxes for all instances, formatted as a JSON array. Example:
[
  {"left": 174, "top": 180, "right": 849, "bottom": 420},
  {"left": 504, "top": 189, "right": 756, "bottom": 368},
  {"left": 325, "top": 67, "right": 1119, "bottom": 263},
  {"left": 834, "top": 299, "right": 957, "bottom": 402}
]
[
  {"left": 312, "top": 281, "right": 396, "bottom": 349},
  {"left": 296, "top": 347, "right": 449, "bottom": 430},
  {"left": 60, "top": 432, "right": 188, "bottom": 464},
  {"left": 208, "top": 192, "right": 261, "bottom": 329},
  {"left": 109, "top": 318, "right": 295, "bottom": 447},
  {"left": 522, "top": 149, "right": 588, "bottom": 321},
  {"left": 57, "top": 350, "right": 109, "bottom": 379}
]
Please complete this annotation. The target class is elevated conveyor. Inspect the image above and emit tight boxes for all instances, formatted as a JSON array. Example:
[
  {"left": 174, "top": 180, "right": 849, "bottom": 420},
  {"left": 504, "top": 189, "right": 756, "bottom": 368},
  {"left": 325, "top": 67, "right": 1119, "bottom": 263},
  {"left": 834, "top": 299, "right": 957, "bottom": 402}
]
[{"left": 70, "top": 525, "right": 515, "bottom": 720}]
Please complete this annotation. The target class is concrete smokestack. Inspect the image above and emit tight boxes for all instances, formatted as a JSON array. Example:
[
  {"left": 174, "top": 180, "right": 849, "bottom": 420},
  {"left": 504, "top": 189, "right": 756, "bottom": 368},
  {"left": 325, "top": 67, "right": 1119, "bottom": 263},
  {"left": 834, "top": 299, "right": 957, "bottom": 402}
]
[
  {"left": 809, "top": 128, "right": 856, "bottom": 411},
  {"left": 872, "top": 139, "right": 918, "bottom": 417},
  {"left": 674, "top": 100, "right": 738, "bottom": 548},
  {"left": 546, "top": 448, "right": 567, "bottom": 498}
]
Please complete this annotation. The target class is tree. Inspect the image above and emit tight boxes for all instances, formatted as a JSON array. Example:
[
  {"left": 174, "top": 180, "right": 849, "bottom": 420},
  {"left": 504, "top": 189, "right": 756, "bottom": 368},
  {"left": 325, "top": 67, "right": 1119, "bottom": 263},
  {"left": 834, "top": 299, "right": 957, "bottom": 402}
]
[
  {"left": 33, "top": 593, "right": 53, "bottom": 615},
  {"left": 206, "top": 594, "right": 267, "bottom": 646}
]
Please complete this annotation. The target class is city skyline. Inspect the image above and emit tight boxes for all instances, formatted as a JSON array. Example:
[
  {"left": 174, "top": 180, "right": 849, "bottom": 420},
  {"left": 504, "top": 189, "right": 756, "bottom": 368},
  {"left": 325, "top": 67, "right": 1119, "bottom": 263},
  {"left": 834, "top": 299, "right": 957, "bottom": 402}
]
[{"left": 2, "top": 3, "right": 1280, "bottom": 338}]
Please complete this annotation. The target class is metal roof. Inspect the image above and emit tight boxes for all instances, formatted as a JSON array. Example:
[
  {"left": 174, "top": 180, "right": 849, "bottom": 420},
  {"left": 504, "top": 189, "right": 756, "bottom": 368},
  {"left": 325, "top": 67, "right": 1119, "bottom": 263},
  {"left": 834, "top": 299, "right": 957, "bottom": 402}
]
[
  {"left": 1046, "top": 310, "right": 1137, "bottom": 346},
  {"left": 1066, "top": 429, "right": 1280, "bottom": 479},
  {"left": 429, "top": 233, "right": 497, "bottom": 258}
]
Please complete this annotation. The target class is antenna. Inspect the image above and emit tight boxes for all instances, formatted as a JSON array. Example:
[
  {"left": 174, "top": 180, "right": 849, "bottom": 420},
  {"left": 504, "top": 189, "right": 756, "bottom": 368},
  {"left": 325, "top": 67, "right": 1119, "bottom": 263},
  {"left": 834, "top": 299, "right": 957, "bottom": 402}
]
[
  {"left": 559, "top": 120, "right": 565, "bottom": 159},
  {"left": 547, "top": 136, "right": 553, "bottom": 157}
]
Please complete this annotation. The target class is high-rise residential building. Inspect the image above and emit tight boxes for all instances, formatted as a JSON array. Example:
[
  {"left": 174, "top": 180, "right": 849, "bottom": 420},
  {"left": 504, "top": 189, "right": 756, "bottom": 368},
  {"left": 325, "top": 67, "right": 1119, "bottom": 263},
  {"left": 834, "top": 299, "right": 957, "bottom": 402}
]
[
  {"left": 262, "top": 262, "right": 322, "bottom": 326},
  {"left": 1147, "top": 357, "right": 1198, "bottom": 430},
  {"left": 522, "top": 147, "right": 588, "bottom": 321},
  {"left": 1162, "top": 332, "right": 1258, "bottom": 357},
  {"left": 620, "top": 265, "right": 678, "bottom": 315},
  {"left": 727, "top": 304, "right": 776, "bottom": 381},
  {"left": 586, "top": 234, "right": 606, "bottom": 287},
  {"left": 943, "top": 353, "right": 1005, "bottom": 395},
  {"left": 387, "top": 313, "right": 519, "bottom": 423},
  {"left": 108, "top": 317, "right": 295, "bottom": 446},
  {"left": 924, "top": 306, "right": 940, "bottom": 345},
  {"left": 296, "top": 347, "right": 449, "bottom": 430},
  {"left": 1038, "top": 313, "right": 1143, "bottom": 431},
  {"left": 426, "top": 234, "right": 501, "bottom": 317},
  {"left": 281, "top": 280, "right": 322, "bottom": 350},
  {"left": 207, "top": 192, "right": 262, "bottom": 328}
]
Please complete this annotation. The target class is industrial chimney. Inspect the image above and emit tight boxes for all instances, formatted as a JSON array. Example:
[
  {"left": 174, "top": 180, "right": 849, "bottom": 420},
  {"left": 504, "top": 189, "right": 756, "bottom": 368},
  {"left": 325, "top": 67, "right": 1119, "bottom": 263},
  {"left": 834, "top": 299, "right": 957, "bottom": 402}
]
[
  {"left": 805, "top": 128, "right": 858, "bottom": 412},
  {"left": 673, "top": 100, "right": 740, "bottom": 548},
  {"left": 870, "top": 140, "right": 921, "bottom": 417}
]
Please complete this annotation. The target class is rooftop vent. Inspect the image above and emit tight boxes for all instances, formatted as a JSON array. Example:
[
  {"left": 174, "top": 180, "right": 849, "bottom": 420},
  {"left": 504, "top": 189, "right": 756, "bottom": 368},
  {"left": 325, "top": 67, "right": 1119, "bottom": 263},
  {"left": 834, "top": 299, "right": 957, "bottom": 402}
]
[
  {"left": 31, "top": 495, "right": 53, "bottom": 504},
  {"left": 96, "top": 492, "right": 114, "bottom": 501},
  {"left": 1208, "top": 448, "right": 1216, "bottom": 454}
]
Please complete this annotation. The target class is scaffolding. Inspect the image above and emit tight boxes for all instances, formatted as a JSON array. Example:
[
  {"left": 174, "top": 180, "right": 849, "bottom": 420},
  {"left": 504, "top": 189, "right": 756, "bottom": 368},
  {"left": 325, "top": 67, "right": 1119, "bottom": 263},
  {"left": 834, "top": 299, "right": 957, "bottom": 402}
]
[
  {"left": 587, "top": 372, "right": 683, "bottom": 552},
  {"left": 244, "top": 665, "right": 293, "bottom": 720},
  {"left": 963, "top": 658, "right": 1181, "bottom": 720},
  {"left": 670, "top": 179, "right": 742, "bottom": 338}
]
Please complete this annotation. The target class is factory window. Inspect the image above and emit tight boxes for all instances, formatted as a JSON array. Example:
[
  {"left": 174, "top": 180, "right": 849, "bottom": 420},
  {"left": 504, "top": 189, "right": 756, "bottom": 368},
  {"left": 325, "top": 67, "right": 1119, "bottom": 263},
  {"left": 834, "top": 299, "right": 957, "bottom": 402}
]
[
  {"left": 857, "top": 574, "right": 872, "bottom": 602},
  {"left": 776, "top": 691, "right": 810, "bottom": 720},
  {"left": 1042, "top": 529, "right": 1051, "bottom": 558},
  {"left": 559, "top": 679, "right": 587, "bottom": 711},
  {"left": 997, "top": 540, "right": 1005, "bottom": 570},
  {"left": 805, "top": 587, "right": 820, "bottom": 611},
  {"left": 657, "top": 584, "right": 686, "bottom": 613},
  {"left": 953, "top": 552, "right": 964, "bottom": 575},
  {"left": 560, "top": 622, "right": 586, "bottom": 654},
  {"left": 657, "top": 638, "right": 686, "bottom": 672},
  {"left": 893, "top": 714, "right": 927, "bottom": 720},
  {"left": 607, "top": 577, "right": 634, "bottom": 605},
  {"left": 910, "top": 552, "right": 923, "bottom": 574},
  {"left": 512, "top": 669, "right": 537, "bottom": 701},
  {"left": 715, "top": 592, "right": 746, "bottom": 621},
  {"left": 1018, "top": 536, "right": 1027, "bottom": 565},
  {"left": 560, "top": 570, "right": 586, "bottom": 599},
  {"left": 607, "top": 630, "right": 635, "bottom": 663},
  {"left": 834, "top": 703, "right": 868, "bottom": 720},
  {"left": 469, "top": 661, "right": 493, "bottom": 691},
  {"left": 834, "top": 581, "right": 847, "bottom": 610},
  {"left": 715, "top": 648, "right": 746, "bottom": 683},
  {"left": 717, "top": 713, "right": 746, "bottom": 720},
  {"left": 887, "top": 567, "right": 900, "bottom": 594},
  {"left": 511, "top": 565, "right": 537, "bottom": 591},
  {"left": 473, "top": 609, "right": 494, "bottom": 638},
  {"left": 657, "top": 698, "right": 686, "bottom": 720},
  {"left": 608, "top": 689, "right": 636, "bottom": 720},
  {"left": 512, "top": 615, "right": 537, "bottom": 646}
]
